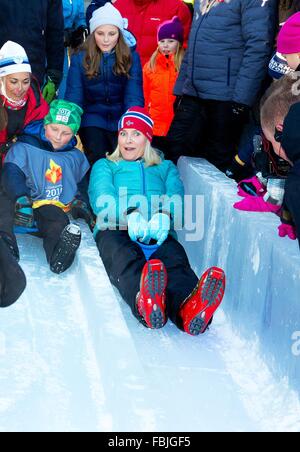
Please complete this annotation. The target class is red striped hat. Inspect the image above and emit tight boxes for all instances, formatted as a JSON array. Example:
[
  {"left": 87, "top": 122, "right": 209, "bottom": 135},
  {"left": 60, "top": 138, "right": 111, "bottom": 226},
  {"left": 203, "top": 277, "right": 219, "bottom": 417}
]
[{"left": 118, "top": 107, "right": 154, "bottom": 142}]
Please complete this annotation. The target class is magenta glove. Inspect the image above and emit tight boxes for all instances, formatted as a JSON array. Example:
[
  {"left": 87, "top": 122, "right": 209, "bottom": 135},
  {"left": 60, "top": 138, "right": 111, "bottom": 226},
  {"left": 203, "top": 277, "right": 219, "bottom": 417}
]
[
  {"left": 278, "top": 223, "right": 297, "bottom": 240},
  {"left": 237, "top": 176, "right": 267, "bottom": 198},
  {"left": 234, "top": 196, "right": 281, "bottom": 214}
]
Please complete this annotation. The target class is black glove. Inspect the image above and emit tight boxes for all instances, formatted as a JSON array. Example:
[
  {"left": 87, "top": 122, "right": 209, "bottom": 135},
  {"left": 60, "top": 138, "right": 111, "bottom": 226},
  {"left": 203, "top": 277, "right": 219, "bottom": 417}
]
[
  {"left": 46, "top": 69, "right": 63, "bottom": 90},
  {"left": 71, "top": 199, "right": 96, "bottom": 231},
  {"left": 64, "top": 28, "right": 73, "bottom": 48},
  {"left": 231, "top": 102, "right": 250, "bottom": 127},
  {"left": 15, "top": 196, "right": 34, "bottom": 228},
  {"left": 225, "top": 156, "right": 253, "bottom": 182},
  {"left": 70, "top": 26, "right": 88, "bottom": 49}
]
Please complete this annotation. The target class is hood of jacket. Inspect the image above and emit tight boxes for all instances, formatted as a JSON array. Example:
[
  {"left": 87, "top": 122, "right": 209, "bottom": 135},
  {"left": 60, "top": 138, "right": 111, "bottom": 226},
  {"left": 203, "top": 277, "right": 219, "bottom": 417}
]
[{"left": 18, "top": 121, "right": 77, "bottom": 153}]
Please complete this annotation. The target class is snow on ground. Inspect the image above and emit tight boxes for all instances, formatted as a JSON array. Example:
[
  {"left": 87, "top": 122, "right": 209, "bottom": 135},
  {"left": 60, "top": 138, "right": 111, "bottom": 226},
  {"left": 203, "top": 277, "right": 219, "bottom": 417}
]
[{"left": 0, "top": 222, "right": 299, "bottom": 432}]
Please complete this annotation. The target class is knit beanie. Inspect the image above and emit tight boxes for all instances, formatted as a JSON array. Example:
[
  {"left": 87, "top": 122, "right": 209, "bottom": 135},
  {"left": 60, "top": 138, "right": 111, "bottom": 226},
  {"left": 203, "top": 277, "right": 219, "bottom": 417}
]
[
  {"left": 90, "top": 2, "right": 128, "bottom": 35},
  {"left": 118, "top": 107, "right": 154, "bottom": 142},
  {"left": 44, "top": 100, "right": 83, "bottom": 136},
  {"left": 277, "top": 12, "right": 300, "bottom": 54},
  {"left": 157, "top": 16, "right": 184, "bottom": 44},
  {"left": 0, "top": 41, "right": 31, "bottom": 77},
  {"left": 282, "top": 102, "right": 300, "bottom": 163}
]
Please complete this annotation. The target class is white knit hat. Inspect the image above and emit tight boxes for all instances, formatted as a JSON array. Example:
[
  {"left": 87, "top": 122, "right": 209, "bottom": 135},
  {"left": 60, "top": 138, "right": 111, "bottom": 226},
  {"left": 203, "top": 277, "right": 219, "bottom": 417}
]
[
  {"left": 0, "top": 41, "right": 31, "bottom": 77},
  {"left": 90, "top": 3, "right": 128, "bottom": 35}
]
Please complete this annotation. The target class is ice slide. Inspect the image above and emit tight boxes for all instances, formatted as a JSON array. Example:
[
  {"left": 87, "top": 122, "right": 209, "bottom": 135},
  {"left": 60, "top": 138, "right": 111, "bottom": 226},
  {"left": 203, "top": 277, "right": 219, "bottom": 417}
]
[{"left": 1, "top": 160, "right": 300, "bottom": 432}]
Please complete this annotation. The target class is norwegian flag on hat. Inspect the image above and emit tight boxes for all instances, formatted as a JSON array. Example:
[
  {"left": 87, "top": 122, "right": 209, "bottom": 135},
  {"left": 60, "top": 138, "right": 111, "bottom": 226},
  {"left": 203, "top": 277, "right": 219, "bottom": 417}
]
[{"left": 118, "top": 107, "right": 154, "bottom": 142}]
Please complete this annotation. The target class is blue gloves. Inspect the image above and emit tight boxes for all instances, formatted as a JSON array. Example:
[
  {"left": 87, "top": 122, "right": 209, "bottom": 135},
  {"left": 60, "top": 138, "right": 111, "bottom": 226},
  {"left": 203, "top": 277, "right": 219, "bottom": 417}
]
[
  {"left": 148, "top": 213, "right": 170, "bottom": 246},
  {"left": 127, "top": 212, "right": 150, "bottom": 243},
  {"left": 128, "top": 212, "right": 171, "bottom": 246},
  {"left": 15, "top": 196, "right": 34, "bottom": 228}
]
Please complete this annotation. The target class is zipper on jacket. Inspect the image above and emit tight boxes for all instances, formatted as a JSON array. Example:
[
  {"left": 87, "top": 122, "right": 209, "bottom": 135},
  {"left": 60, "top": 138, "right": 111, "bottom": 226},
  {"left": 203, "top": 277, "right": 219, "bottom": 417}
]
[
  {"left": 139, "top": 160, "right": 146, "bottom": 196},
  {"left": 227, "top": 57, "right": 231, "bottom": 86}
]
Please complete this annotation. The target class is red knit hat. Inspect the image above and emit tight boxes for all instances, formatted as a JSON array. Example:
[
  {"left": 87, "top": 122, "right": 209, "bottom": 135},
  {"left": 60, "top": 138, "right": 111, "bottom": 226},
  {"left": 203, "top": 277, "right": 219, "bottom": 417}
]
[
  {"left": 118, "top": 106, "right": 154, "bottom": 142},
  {"left": 277, "top": 12, "right": 300, "bottom": 54},
  {"left": 157, "top": 16, "right": 184, "bottom": 44}
]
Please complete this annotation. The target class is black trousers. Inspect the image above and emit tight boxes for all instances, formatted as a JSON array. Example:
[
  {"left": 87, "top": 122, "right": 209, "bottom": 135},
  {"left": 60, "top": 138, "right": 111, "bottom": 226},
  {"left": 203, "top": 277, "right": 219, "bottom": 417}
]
[
  {"left": 152, "top": 136, "right": 169, "bottom": 156},
  {"left": 79, "top": 126, "right": 118, "bottom": 165},
  {"left": 33, "top": 205, "right": 70, "bottom": 262},
  {"left": 166, "top": 95, "right": 247, "bottom": 171},
  {"left": 96, "top": 230, "right": 199, "bottom": 329},
  {"left": 0, "top": 188, "right": 69, "bottom": 263}
]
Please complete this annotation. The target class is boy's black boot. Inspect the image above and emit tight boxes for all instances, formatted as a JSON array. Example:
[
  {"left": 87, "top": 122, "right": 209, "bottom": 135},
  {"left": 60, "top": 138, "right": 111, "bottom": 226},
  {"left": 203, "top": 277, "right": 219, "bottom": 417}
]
[{"left": 50, "top": 224, "right": 81, "bottom": 275}]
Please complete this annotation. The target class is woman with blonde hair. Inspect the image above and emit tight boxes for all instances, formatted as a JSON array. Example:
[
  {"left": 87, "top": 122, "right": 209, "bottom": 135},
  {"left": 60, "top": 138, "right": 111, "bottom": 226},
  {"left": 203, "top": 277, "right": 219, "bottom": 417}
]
[
  {"left": 65, "top": 2, "right": 144, "bottom": 165},
  {"left": 89, "top": 106, "right": 226, "bottom": 335}
]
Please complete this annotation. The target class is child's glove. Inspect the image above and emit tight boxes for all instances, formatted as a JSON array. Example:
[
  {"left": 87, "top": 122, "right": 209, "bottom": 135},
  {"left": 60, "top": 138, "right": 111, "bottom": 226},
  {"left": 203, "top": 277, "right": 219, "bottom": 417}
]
[
  {"left": 71, "top": 199, "right": 96, "bottom": 231},
  {"left": 278, "top": 223, "right": 297, "bottom": 240},
  {"left": 127, "top": 212, "right": 150, "bottom": 243},
  {"left": 15, "top": 196, "right": 34, "bottom": 228},
  {"left": 148, "top": 213, "right": 170, "bottom": 246},
  {"left": 42, "top": 77, "right": 57, "bottom": 104},
  {"left": 233, "top": 196, "right": 281, "bottom": 214},
  {"left": 237, "top": 176, "right": 267, "bottom": 198}
]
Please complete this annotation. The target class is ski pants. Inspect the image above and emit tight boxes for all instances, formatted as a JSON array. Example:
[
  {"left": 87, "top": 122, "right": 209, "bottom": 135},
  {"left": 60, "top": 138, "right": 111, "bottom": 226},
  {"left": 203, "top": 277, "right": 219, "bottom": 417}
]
[
  {"left": 166, "top": 95, "right": 247, "bottom": 171},
  {"left": 0, "top": 186, "right": 69, "bottom": 262},
  {"left": 96, "top": 230, "right": 199, "bottom": 329}
]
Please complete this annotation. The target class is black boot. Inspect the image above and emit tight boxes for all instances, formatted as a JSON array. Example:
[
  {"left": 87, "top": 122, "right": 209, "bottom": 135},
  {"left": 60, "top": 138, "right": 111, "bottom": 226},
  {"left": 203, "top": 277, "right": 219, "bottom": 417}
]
[
  {"left": 50, "top": 224, "right": 82, "bottom": 274},
  {"left": 0, "top": 232, "right": 26, "bottom": 308}
]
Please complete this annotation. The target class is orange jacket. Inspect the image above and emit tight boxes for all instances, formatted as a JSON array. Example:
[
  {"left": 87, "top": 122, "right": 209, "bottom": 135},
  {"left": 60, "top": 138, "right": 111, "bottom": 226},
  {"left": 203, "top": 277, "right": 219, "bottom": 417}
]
[{"left": 143, "top": 52, "right": 179, "bottom": 137}]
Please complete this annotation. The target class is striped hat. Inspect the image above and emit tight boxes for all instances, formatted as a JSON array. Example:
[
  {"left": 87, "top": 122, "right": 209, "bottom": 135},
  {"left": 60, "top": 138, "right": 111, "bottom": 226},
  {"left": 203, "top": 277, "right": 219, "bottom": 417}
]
[
  {"left": 118, "top": 107, "right": 154, "bottom": 142},
  {"left": 0, "top": 41, "right": 31, "bottom": 77}
]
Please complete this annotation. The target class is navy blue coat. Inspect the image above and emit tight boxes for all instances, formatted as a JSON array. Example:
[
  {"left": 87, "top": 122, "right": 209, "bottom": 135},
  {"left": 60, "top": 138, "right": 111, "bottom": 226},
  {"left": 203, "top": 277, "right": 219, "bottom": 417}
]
[
  {"left": 65, "top": 37, "right": 144, "bottom": 131},
  {"left": 175, "top": 0, "right": 277, "bottom": 107},
  {"left": 0, "top": 0, "right": 64, "bottom": 87}
]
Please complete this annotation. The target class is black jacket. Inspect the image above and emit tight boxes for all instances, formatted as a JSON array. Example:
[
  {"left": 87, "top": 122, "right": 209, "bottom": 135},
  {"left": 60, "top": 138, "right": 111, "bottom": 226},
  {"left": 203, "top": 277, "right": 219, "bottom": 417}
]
[
  {"left": 0, "top": 0, "right": 64, "bottom": 87},
  {"left": 281, "top": 101, "right": 300, "bottom": 247}
]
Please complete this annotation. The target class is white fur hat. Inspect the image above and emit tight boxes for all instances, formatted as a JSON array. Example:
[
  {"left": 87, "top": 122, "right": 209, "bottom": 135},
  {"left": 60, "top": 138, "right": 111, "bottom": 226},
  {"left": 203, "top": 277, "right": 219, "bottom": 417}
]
[
  {"left": 0, "top": 41, "right": 31, "bottom": 77},
  {"left": 90, "top": 2, "right": 128, "bottom": 35}
]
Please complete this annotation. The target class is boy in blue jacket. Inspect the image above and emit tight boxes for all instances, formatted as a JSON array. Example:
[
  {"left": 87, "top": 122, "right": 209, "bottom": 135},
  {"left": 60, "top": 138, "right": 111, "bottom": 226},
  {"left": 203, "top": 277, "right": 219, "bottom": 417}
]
[{"left": 0, "top": 100, "right": 90, "bottom": 308}]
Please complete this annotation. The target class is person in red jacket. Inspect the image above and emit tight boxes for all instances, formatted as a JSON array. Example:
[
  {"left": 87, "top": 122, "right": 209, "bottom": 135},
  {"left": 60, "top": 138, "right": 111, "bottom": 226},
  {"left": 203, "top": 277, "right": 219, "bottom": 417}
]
[
  {"left": 143, "top": 16, "right": 185, "bottom": 153},
  {"left": 114, "top": 0, "right": 192, "bottom": 67},
  {"left": 0, "top": 41, "right": 49, "bottom": 170}
]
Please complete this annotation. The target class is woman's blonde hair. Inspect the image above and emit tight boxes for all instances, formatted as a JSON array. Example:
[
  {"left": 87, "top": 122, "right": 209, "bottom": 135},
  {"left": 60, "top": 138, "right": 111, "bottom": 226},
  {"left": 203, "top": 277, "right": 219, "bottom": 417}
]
[
  {"left": 107, "top": 140, "right": 162, "bottom": 167},
  {"left": 83, "top": 31, "right": 132, "bottom": 79},
  {"left": 149, "top": 44, "right": 185, "bottom": 72}
]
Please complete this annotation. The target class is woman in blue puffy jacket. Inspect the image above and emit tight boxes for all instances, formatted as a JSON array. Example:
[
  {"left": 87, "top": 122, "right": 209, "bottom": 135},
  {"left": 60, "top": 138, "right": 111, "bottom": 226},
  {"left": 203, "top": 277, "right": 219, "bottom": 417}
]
[
  {"left": 65, "top": 2, "right": 144, "bottom": 165},
  {"left": 89, "top": 106, "right": 226, "bottom": 336}
]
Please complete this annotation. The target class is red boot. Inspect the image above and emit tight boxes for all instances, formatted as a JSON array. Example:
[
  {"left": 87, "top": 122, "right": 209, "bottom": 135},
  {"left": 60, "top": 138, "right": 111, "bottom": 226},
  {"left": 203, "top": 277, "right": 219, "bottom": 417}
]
[
  {"left": 179, "top": 267, "right": 226, "bottom": 336},
  {"left": 136, "top": 259, "right": 168, "bottom": 329}
]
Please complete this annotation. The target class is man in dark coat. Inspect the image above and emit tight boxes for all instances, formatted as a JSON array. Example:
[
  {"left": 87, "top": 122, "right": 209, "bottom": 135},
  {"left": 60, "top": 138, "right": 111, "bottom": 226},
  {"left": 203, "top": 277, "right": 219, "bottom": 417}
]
[
  {"left": 0, "top": 0, "right": 64, "bottom": 102},
  {"left": 167, "top": 0, "right": 277, "bottom": 172},
  {"left": 281, "top": 102, "right": 300, "bottom": 248}
]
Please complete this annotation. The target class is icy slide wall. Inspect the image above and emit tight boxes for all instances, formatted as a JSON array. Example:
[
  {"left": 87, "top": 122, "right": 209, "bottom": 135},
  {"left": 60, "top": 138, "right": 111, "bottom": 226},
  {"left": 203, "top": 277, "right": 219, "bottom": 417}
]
[{"left": 178, "top": 157, "right": 300, "bottom": 394}]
